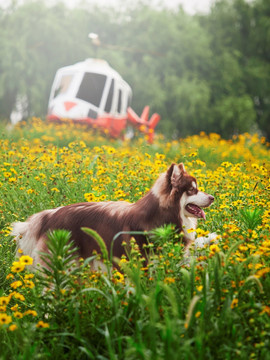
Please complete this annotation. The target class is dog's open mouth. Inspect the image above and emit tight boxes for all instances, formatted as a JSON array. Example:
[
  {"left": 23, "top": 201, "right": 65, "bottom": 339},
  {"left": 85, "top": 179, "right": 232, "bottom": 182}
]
[{"left": 185, "top": 204, "right": 206, "bottom": 220}]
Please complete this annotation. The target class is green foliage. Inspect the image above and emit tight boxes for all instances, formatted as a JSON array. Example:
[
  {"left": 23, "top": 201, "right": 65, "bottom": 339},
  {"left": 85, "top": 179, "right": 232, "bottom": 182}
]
[
  {"left": 213, "top": 95, "right": 256, "bottom": 137},
  {"left": 0, "top": 0, "right": 269, "bottom": 138},
  {"left": 240, "top": 208, "right": 263, "bottom": 230},
  {"left": 0, "top": 124, "right": 269, "bottom": 359},
  {"left": 3, "top": 227, "right": 268, "bottom": 360}
]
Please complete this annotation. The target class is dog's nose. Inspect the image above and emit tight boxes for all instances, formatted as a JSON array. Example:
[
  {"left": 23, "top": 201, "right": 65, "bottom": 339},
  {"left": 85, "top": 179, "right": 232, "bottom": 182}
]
[{"left": 209, "top": 195, "right": 215, "bottom": 203}]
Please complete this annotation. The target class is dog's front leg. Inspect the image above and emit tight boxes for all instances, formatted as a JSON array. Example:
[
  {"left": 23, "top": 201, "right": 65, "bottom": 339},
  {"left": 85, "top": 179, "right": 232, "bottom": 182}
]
[
  {"left": 183, "top": 237, "right": 194, "bottom": 258},
  {"left": 195, "top": 232, "right": 220, "bottom": 249}
]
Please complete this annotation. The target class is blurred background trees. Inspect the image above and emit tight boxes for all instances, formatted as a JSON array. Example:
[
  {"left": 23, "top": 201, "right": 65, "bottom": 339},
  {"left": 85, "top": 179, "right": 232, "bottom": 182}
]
[{"left": 0, "top": 0, "right": 269, "bottom": 139}]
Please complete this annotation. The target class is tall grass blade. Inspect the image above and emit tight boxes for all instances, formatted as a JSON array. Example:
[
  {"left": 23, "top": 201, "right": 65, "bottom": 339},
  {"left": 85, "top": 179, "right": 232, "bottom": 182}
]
[
  {"left": 242, "top": 275, "right": 264, "bottom": 294},
  {"left": 185, "top": 295, "right": 200, "bottom": 330},
  {"left": 81, "top": 227, "right": 109, "bottom": 262}
]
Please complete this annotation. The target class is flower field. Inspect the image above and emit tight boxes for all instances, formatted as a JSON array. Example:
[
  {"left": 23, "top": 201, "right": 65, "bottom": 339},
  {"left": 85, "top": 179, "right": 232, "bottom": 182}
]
[{"left": 0, "top": 118, "right": 270, "bottom": 359}]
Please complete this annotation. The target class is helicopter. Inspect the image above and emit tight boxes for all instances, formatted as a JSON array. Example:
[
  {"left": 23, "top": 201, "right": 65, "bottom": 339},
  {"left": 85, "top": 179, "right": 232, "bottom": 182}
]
[{"left": 47, "top": 57, "right": 160, "bottom": 143}]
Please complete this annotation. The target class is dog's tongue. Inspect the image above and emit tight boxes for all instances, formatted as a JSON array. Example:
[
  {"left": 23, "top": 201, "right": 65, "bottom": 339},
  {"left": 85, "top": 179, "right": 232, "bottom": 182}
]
[
  {"left": 186, "top": 204, "right": 206, "bottom": 220},
  {"left": 201, "top": 209, "right": 206, "bottom": 220}
]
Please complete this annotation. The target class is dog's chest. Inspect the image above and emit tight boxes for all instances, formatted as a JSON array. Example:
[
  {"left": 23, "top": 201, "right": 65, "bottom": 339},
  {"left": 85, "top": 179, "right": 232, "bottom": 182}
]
[{"left": 181, "top": 216, "right": 198, "bottom": 241}]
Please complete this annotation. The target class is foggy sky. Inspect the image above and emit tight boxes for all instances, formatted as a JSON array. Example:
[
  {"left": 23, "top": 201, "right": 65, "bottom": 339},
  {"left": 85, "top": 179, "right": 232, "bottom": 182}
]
[
  {"left": 0, "top": 0, "right": 214, "bottom": 14},
  {"left": 68, "top": 0, "right": 214, "bottom": 14}
]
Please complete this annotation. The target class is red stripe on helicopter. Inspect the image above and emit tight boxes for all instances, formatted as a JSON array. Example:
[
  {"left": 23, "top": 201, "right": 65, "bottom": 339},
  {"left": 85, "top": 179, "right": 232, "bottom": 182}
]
[{"left": 64, "top": 101, "right": 77, "bottom": 112}]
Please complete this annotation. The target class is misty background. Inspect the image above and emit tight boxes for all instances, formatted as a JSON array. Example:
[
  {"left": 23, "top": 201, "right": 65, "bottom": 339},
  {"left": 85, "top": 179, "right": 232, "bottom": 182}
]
[{"left": 0, "top": 0, "right": 269, "bottom": 139}]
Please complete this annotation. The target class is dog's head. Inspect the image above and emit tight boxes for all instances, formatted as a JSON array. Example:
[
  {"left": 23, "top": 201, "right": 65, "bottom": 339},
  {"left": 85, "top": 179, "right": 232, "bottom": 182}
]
[{"left": 152, "top": 163, "right": 214, "bottom": 220}]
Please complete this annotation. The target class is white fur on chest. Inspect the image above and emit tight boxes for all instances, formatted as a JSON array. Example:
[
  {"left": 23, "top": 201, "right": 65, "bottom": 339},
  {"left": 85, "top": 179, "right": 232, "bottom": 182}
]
[
  {"left": 179, "top": 195, "right": 198, "bottom": 241},
  {"left": 181, "top": 216, "right": 197, "bottom": 241}
]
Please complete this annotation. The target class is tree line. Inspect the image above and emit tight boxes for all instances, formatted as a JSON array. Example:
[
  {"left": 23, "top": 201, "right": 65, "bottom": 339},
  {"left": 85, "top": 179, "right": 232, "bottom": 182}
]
[{"left": 0, "top": 0, "right": 269, "bottom": 139}]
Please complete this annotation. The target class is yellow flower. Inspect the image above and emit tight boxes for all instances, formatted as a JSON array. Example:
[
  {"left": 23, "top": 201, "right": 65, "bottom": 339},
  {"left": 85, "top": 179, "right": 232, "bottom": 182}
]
[
  {"left": 10, "top": 281, "right": 23, "bottom": 289},
  {"left": 0, "top": 296, "right": 10, "bottom": 306},
  {"left": 238, "top": 245, "right": 248, "bottom": 252},
  {"left": 231, "top": 298, "right": 238, "bottom": 309},
  {"left": 19, "top": 255, "right": 33, "bottom": 266},
  {"left": 106, "top": 147, "right": 116, "bottom": 154},
  {"left": 24, "top": 273, "right": 35, "bottom": 280},
  {"left": 13, "top": 293, "right": 25, "bottom": 301},
  {"left": 11, "top": 304, "right": 19, "bottom": 311},
  {"left": 155, "top": 153, "right": 165, "bottom": 160},
  {"left": 98, "top": 194, "right": 107, "bottom": 201},
  {"left": 9, "top": 177, "right": 17, "bottom": 183},
  {"left": 51, "top": 187, "right": 60, "bottom": 192},
  {"left": 84, "top": 192, "right": 96, "bottom": 202},
  {"left": 209, "top": 244, "right": 220, "bottom": 254},
  {"left": 6, "top": 273, "right": 14, "bottom": 280},
  {"left": 119, "top": 257, "right": 128, "bottom": 265},
  {"left": 11, "top": 261, "right": 25, "bottom": 273},
  {"left": 13, "top": 311, "right": 23, "bottom": 319},
  {"left": 0, "top": 313, "right": 12, "bottom": 326},
  {"left": 260, "top": 306, "right": 270, "bottom": 316},
  {"left": 255, "top": 267, "right": 270, "bottom": 278},
  {"left": 24, "top": 310, "right": 38, "bottom": 317},
  {"left": 164, "top": 277, "right": 176, "bottom": 284},
  {"left": 36, "top": 320, "right": 50, "bottom": 328},
  {"left": 79, "top": 141, "right": 86, "bottom": 148},
  {"left": 68, "top": 141, "right": 75, "bottom": 148},
  {"left": 113, "top": 271, "right": 125, "bottom": 284},
  {"left": 9, "top": 324, "right": 18, "bottom": 331},
  {"left": 24, "top": 280, "right": 35, "bottom": 289},
  {"left": 195, "top": 311, "right": 201, "bottom": 318}
]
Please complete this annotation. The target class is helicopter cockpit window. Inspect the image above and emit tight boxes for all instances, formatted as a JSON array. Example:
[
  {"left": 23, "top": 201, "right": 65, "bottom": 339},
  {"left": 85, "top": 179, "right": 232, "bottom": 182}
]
[
  {"left": 53, "top": 74, "right": 73, "bottom": 98},
  {"left": 76, "top": 72, "right": 106, "bottom": 107},
  {"left": 104, "top": 79, "right": 114, "bottom": 113},
  {"left": 117, "top": 89, "right": 122, "bottom": 114}
]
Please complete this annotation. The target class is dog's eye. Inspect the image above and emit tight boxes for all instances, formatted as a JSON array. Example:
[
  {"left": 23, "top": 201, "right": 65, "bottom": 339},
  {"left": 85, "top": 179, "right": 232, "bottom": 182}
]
[{"left": 188, "top": 187, "right": 197, "bottom": 194}]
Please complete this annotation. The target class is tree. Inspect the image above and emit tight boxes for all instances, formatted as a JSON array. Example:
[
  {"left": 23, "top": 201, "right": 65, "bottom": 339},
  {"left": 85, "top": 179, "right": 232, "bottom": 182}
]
[
  {"left": 0, "top": 0, "right": 269, "bottom": 139},
  {"left": 201, "top": 0, "right": 270, "bottom": 138},
  {"left": 0, "top": 2, "right": 101, "bottom": 118}
]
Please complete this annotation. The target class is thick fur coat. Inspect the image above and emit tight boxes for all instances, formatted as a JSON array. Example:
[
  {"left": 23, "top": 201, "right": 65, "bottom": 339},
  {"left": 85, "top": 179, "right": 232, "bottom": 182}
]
[{"left": 12, "top": 163, "right": 214, "bottom": 267}]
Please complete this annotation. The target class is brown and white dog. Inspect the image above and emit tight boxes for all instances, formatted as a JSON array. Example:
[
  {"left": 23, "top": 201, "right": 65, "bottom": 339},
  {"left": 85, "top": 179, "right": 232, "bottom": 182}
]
[{"left": 12, "top": 163, "right": 214, "bottom": 268}]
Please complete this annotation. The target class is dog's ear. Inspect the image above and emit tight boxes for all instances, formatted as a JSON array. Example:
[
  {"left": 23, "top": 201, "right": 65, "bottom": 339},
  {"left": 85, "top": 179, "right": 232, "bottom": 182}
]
[
  {"left": 167, "top": 163, "right": 185, "bottom": 188},
  {"left": 179, "top": 163, "right": 186, "bottom": 174}
]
